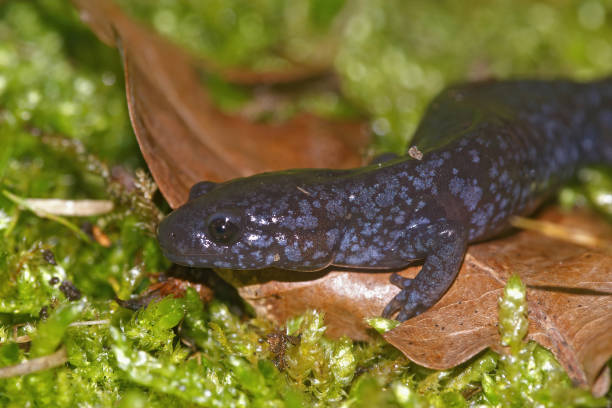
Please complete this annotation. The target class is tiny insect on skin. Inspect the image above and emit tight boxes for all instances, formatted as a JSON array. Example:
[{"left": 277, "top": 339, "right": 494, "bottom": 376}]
[{"left": 158, "top": 79, "right": 612, "bottom": 322}]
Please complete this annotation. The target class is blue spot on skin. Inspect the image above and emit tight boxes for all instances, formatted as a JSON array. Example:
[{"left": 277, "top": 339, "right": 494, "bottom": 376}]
[
  {"left": 265, "top": 253, "right": 277, "bottom": 265},
  {"left": 339, "top": 231, "right": 352, "bottom": 251},
  {"left": 460, "top": 185, "right": 483, "bottom": 211},
  {"left": 360, "top": 222, "right": 379, "bottom": 236},
  {"left": 413, "top": 178, "right": 426, "bottom": 190},
  {"left": 296, "top": 215, "right": 318, "bottom": 229},
  {"left": 499, "top": 170, "right": 510, "bottom": 184},
  {"left": 280, "top": 216, "right": 297, "bottom": 231},
  {"left": 489, "top": 165, "right": 498, "bottom": 178},
  {"left": 312, "top": 250, "right": 326, "bottom": 260},
  {"left": 284, "top": 245, "right": 301, "bottom": 262},
  {"left": 249, "top": 235, "right": 274, "bottom": 248},
  {"left": 299, "top": 200, "right": 311, "bottom": 213},
  {"left": 449, "top": 177, "right": 465, "bottom": 195},
  {"left": 275, "top": 233, "right": 287, "bottom": 245},
  {"left": 326, "top": 229, "right": 339, "bottom": 249},
  {"left": 375, "top": 190, "right": 395, "bottom": 207},
  {"left": 469, "top": 149, "right": 480, "bottom": 163},
  {"left": 471, "top": 211, "right": 487, "bottom": 227},
  {"left": 345, "top": 247, "right": 383, "bottom": 264},
  {"left": 325, "top": 200, "right": 344, "bottom": 217},
  {"left": 471, "top": 203, "right": 495, "bottom": 229},
  {"left": 408, "top": 217, "right": 430, "bottom": 230}
]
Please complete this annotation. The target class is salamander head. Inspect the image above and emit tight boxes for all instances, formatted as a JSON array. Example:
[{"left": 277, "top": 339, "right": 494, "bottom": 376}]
[{"left": 157, "top": 172, "right": 342, "bottom": 271}]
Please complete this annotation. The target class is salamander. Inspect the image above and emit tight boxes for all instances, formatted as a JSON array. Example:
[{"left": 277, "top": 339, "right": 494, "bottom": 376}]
[{"left": 157, "top": 79, "right": 612, "bottom": 321}]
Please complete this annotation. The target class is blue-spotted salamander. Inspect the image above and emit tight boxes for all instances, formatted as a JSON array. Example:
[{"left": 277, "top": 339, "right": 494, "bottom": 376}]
[{"left": 158, "top": 79, "right": 612, "bottom": 321}]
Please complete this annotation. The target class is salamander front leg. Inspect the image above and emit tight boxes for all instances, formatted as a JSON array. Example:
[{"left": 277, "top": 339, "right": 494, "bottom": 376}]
[{"left": 382, "top": 221, "right": 468, "bottom": 322}]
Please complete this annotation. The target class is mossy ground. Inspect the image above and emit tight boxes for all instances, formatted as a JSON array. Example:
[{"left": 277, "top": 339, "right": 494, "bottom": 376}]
[{"left": 0, "top": 1, "right": 610, "bottom": 406}]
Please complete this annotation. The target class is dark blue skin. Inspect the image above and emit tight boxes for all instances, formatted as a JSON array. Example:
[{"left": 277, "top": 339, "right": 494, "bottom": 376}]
[{"left": 158, "top": 79, "right": 612, "bottom": 321}]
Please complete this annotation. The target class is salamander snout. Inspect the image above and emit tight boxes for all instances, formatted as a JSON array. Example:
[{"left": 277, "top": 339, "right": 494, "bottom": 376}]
[
  {"left": 156, "top": 212, "right": 183, "bottom": 262},
  {"left": 156, "top": 208, "right": 213, "bottom": 267}
]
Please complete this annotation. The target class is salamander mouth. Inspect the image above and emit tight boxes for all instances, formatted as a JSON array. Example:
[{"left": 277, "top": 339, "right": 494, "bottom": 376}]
[
  {"left": 158, "top": 248, "right": 269, "bottom": 270},
  {"left": 156, "top": 236, "right": 219, "bottom": 265},
  {"left": 158, "top": 250, "right": 213, "bottom": 267},
  {"left": 159, "top": 248, "right": 332, "bottom": 272}
]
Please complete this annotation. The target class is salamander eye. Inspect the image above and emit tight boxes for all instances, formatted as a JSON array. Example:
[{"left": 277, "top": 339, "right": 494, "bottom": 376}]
[{"left": 207, "top": 214, "right": 241, "bottom": 245}]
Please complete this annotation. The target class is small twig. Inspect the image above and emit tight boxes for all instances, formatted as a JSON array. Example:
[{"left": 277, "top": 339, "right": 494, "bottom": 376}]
[
  {"left": 10, "top": 335, "right": 31, "bottom": 344},
  {"left": 2, "top": 190, "right": 92, "bottom": 243},
  {"left": 0, "top": 320, "right": 110, "bottom": 346},
  {"left": 0, "top": 324, "right": 29, "bottom": 345},
  {"left": 38, "top": 131, "right": 163, "bottom": 232},
  {"left": 296, "top": 186, "right": 311, "bottom": 196},
  {"left": 68, "top": 319, "right": 110, "bottom": 327},
  {"left": 0, "top": 347, "right": 67, "bottom": 378},
  {"left": 92, "top": 225, "right": 112, "bottom": 247},
  {"left": 24, "top": 199, "right": 113, "bottom": 217}
]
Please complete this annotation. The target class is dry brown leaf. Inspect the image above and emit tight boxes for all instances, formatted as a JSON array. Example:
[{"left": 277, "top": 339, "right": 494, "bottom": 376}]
[
  {"left": 220, "top": 208, "right": 612, "bottom": 390},
  {"left": 73, "top": 0, "right": 369, "bottom": 208},
  {"left": 198, "top": 61, "right": 332, "bottom": 85}
]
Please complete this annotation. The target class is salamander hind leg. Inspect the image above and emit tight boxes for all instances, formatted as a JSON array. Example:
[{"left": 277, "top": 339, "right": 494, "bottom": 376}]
[{"left": 382, "top": 221, "right": 468, "bottom": 322}]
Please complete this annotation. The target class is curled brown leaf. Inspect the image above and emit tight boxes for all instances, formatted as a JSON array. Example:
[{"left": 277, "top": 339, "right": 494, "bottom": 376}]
[{"left": 73, "top": 0, "right": 369, "bottom": 208}]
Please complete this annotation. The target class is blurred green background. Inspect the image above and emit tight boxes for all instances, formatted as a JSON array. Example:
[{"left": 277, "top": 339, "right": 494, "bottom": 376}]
[{"left": 117, "top": 0, "right": 612, "bottom": 152}]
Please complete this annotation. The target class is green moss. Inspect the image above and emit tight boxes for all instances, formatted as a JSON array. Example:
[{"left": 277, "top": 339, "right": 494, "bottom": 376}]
[
  {"left": 482, "top": 275, "right": 606, "bottom": 407},
  {"left": 367, "top": 316, "right": 401, "bottom": 334},
  {"left": 30, "top": 302, "right": 84, "bottom": 357},
  {"left": 0, "top": 0, "right": 610, "bottom": 406},
  {"left": 563, "top": 166, "right": 612, "bottom": 220}
]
